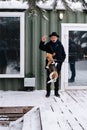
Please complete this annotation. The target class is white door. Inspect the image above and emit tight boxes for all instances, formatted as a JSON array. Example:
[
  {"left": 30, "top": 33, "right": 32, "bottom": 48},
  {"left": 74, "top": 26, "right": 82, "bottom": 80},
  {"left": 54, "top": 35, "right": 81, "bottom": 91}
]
[{"left": 61, "top": 23, "right": 87, "bottom": 90}]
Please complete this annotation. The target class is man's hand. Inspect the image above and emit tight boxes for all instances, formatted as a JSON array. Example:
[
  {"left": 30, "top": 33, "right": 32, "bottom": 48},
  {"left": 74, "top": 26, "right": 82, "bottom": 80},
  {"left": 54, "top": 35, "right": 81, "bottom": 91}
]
[{"left": 41, "top": 35, "right": 47, "bottom": 42}]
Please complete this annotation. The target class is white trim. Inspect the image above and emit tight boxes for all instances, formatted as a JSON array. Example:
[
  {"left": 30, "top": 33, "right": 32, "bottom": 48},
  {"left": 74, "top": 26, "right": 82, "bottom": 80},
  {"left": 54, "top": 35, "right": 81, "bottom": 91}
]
[
  {"left": 0, "top": 12, "right": 25, "bottom": 78},
  {"left": 24, "top": 78, "right": 35, "bottom": 87},
  {"left": 61, "top": 23, "right": 87, "bottom": 90},
  {"left": 20, "top": 12, "right": 25, "bottom": 78}
]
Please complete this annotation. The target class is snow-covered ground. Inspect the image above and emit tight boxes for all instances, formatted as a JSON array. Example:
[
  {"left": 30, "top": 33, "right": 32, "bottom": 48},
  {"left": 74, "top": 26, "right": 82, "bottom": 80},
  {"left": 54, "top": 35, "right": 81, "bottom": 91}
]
[
  {"left": 0, "top": 90, "right": 45, "bottom": 130},
  {"left": 0, "top": 127, "right": 9, "bottom": 130},
  {"left": 0, "top": 90, "right": 87, "bottom": 130}
]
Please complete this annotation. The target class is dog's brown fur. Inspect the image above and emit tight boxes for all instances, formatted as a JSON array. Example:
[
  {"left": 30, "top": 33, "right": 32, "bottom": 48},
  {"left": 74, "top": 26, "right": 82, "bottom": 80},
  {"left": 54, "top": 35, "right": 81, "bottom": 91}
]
[
  {"left": 51, "top": 71, "right": 58, "bottom": 79},
  {"left": 46, "top": 53, "right": 55, "bottom": 68},
  {"left": 46, "top": 53, "right": 58, "bottom": 83}
]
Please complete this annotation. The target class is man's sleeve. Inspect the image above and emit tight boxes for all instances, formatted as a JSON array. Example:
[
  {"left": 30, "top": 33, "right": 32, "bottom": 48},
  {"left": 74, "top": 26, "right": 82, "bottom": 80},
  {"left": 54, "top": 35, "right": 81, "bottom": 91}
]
[{"left": 39, "top": 40, "right": 48, "bottom": 52}]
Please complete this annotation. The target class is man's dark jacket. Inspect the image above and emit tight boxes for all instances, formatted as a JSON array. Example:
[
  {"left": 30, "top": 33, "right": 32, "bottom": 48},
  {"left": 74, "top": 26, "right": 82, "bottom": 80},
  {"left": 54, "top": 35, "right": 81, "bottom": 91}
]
[{"left": 39, "top": 40, "right": 66, "bottom": 72}]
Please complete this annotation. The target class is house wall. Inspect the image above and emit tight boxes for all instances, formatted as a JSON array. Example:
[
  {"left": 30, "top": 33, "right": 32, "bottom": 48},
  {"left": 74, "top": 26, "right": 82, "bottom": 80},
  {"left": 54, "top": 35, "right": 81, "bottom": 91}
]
[{"left": 0, "top": 10, "right": 87, "bottom": 90}]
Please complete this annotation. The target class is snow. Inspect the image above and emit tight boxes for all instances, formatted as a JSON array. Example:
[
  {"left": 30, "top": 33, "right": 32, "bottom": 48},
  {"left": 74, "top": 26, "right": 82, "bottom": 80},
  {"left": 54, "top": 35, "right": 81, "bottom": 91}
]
[
  {"left": 0, "top": 91, "right": 44, "bottom": 130},
  {"left": 37, "top": 0, "right": 65, "bottom": 10},
  {"left": 8, "top": 107, "right": 41, "bottom": 130},
  {"left": 81, "top": 43, "right": 87, "bottom": 48},
  {"left": 37, "top": 0, "right": 87, "bottom": 11},
  {"left": 0, "top": 0, "right": 86, "bottom": 11},
  {"left": 0, "top": 127, "right": 9, "bottom": 130},
  {"left": 0, "top": 90, "right": 87, "bottom": 130},
  {"left": 1, "top": 91, "right": 46, "bottom": 130},
  {"left": 9, "top": 117, "right": 23, "bottom": 130},
  {"left": 0, "top": 0, "right": 28, "bottom": 9},
  {"left": 0, "top": 90, "right": 45, "bottom": 107},
  {"left": 81, "top": 33, "right": 87, "bottom": 38},
  {"left": 22, "top": 107, "right": 41, "bottom": 130},
  {"left": 66, "top": 1, "right": 84, "bottom": 11}
]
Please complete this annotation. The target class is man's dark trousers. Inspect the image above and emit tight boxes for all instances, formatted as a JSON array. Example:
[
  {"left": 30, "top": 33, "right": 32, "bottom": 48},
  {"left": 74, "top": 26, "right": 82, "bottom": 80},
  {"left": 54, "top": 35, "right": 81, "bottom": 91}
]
[{"left": 69, "top": 61, "right": 76, "bottom": 80}]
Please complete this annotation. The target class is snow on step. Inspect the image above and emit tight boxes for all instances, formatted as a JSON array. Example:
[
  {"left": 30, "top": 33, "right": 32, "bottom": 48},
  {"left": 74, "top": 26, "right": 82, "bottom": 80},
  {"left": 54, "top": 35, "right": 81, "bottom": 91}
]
[
  {"left": 9, "top": 107, "right": 42, "bottom": 130},
  {"left": 0, "top": 126, "right": 9, "bottom": 130},
  {"left": 0, "top": 90, "right": 87, "bottom": 130},
  {"left": 9, "top": 116, "right": 23, "bottom": 130},
  {"left": 22, "top": 107, "right": 41, "bottom": 130}
]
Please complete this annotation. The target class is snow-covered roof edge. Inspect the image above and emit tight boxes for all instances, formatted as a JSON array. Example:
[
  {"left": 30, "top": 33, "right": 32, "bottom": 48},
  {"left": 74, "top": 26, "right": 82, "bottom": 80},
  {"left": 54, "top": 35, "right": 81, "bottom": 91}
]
[
  {"left": 37, "top": 0, "right": 65, "bottom": 10},
  {"left": 37, "top": 0, "right": 87, "bottom": 11},
  {"left": 0, "top": 1, "right": 28, "bottom": 9},
  {"left": 0, "top": 0, "right": 87, "bottom": 11}
]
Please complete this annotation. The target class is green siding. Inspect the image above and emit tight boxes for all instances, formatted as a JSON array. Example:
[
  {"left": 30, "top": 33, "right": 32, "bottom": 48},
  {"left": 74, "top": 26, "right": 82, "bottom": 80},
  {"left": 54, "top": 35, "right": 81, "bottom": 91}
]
[
  {"left": 0, "top": 78, "right": 24, "bottom": 91},
  {"left": 0, "top": 10, "right": 87, "bottom": 90}
]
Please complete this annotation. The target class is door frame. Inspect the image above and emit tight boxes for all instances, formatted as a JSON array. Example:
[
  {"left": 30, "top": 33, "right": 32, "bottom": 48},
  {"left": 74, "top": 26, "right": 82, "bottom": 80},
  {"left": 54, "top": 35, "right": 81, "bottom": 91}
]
[{"left": 61, "top": 23, "right": 87, "bottom": 90}]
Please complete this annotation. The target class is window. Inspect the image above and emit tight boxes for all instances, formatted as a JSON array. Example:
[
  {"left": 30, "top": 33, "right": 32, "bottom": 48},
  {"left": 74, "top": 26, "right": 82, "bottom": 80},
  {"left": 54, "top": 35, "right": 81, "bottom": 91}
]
[{"left": 0, "top": 12, "right": 24, "bottom": 78}]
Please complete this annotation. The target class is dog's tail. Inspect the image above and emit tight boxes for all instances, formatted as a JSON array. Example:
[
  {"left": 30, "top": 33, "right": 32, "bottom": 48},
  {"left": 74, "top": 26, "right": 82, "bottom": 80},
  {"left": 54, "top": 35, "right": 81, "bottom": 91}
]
[{"left": 47, "top": 79, "right": 54, "bottom": 84}]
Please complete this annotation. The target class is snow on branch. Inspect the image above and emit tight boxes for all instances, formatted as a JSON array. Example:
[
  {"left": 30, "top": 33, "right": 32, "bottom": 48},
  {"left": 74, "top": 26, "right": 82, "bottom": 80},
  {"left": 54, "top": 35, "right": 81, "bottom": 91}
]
[
  {"left": 0, "top": 0, "right": 87, "bottom": 11},
  {"left": 37, "top": 0, "right": 87, "bottom": 11},
  {"left": 0, "top": 0, "right": 28, "bottom": 9},
  {"left": 66, "top": 1, "right": 84, "bottom": 11}
]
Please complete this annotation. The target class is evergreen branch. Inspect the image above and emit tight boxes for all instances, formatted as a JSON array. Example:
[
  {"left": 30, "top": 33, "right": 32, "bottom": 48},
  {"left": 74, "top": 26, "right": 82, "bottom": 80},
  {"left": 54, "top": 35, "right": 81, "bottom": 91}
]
[
  {"left": 26, "top": 0, "right": 87, "bottom": 18},
  {"left": 82, "top": 0, "right": 87, "bottom": 7},
  {"left": 51, "top": 0, "right": 58, "bottom": 11},
  {"left": 62, "top": 0, "right": 73, "bottom": 11}
]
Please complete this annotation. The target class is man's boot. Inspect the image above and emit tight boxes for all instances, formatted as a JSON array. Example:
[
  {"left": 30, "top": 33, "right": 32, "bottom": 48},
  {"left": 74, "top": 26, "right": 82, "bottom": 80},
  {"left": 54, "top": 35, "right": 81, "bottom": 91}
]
[
  {"left": 55, "top": 90, "right": 60, "bottom": 97},
  {"left": 68, "top": 78, "right": 75, "bottom": 82}
]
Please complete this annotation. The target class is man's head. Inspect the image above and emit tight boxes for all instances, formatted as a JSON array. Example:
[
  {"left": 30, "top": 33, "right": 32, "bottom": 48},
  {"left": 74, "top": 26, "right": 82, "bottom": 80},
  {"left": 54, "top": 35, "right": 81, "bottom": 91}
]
[{"left": 49, "top": 32, "right": 59, "bottom": 43}]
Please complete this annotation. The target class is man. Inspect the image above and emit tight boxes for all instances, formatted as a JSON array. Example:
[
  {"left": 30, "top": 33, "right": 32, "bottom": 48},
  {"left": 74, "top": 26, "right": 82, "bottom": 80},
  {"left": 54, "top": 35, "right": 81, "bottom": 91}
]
[
  {"left": 39, "top": 32, "right": 66, "bottom": 97},
  {"left": 68, "top": 38, "right": 77, "bottom": 82}
]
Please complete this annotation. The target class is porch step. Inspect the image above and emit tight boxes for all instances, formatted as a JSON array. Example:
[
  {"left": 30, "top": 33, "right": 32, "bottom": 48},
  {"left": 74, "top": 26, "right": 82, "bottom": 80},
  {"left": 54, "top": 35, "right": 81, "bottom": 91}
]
[
  {"left": 22, "top": 107, "right": 42, "bottom": 130},
  {"left": 9, "top": 107, "right": 42, "bottom": 130},
  {"left": 0, "top": 106, "right": 33, "bottom": 127}
]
